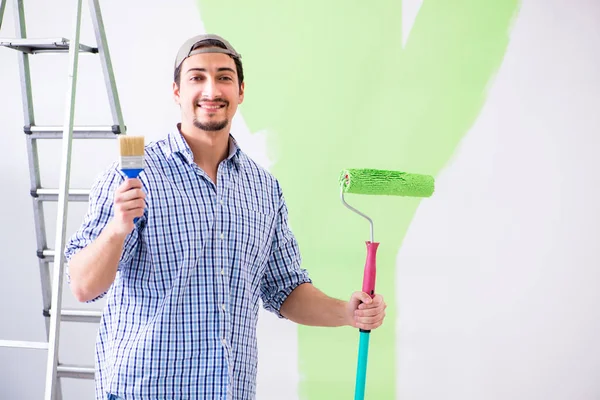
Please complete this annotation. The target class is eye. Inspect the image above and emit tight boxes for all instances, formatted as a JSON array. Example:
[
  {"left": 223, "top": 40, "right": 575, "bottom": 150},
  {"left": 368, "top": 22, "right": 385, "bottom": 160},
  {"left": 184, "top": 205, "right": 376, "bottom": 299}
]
[{"left": 219, "top": 76, "right": 233, "bottom": 81}]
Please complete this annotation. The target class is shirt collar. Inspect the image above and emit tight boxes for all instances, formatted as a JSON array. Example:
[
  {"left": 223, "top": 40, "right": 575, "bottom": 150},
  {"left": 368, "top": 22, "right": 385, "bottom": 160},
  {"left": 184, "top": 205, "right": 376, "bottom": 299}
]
[{"left": 168, "top": 123, "right": 243, "bottom": 168}]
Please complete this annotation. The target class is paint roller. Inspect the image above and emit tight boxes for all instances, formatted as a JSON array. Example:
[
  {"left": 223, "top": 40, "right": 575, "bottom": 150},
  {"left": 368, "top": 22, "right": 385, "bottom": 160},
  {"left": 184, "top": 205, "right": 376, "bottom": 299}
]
[{"left": 339, "top": 168, "right": 435, "bottom": 400}]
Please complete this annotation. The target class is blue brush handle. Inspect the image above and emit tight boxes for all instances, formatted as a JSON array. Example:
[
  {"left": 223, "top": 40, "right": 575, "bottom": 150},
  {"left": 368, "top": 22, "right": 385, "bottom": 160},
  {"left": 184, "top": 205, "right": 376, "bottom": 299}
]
[
  {"left": 354, "top": 330, "right": 370, "bottom": 400},
  {"left": 122, "top": 168, "right": 143, "bottom": 223},
  {"left": 123, "top": 169, "right": 143, "bottom": 179}
]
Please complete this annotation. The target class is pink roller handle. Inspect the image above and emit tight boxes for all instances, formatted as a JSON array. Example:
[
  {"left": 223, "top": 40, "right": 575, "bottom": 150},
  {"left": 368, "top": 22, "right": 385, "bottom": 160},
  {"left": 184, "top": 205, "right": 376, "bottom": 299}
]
[{"left": 362, "top": 241, "right": 380, "bottom": 298}]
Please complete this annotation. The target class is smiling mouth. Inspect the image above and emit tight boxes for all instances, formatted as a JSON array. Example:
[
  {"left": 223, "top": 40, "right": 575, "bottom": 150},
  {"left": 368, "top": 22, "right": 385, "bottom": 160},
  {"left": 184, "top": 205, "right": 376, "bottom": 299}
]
[{"left": 198, "top": 103, "right": 226, "bottom": 111}]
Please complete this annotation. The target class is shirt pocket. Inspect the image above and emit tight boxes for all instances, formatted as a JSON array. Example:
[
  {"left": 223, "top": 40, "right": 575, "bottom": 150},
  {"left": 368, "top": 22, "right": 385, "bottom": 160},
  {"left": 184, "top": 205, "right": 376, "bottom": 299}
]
[{"left": 230, "top": 206, "right": 274, "bottom": 274}]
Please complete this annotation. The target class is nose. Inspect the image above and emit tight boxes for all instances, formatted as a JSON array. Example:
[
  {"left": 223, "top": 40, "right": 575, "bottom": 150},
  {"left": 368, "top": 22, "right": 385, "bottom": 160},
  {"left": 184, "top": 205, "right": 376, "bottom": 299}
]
[{"left": 201, "top": 77, "right": 221, "bottom": 99}]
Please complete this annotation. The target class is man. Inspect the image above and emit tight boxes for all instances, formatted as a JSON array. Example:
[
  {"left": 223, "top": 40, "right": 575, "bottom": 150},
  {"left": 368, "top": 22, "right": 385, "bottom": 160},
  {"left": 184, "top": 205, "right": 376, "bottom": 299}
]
[{"left": 65, "top": 34, "right": 386, "bottom": 400}]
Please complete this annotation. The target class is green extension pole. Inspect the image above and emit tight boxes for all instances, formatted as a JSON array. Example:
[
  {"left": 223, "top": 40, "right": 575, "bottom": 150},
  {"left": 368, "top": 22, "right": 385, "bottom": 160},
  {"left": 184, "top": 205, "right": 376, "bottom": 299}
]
[{"left": 339, "top": 168, "right": 435, "bottom": 400}]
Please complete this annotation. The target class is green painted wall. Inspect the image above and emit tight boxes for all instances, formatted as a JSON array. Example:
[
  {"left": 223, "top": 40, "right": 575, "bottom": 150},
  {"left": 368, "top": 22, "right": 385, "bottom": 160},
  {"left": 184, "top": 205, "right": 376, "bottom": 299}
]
[{"left": 197, "top": 1, "right": 520, "bottom": 398}]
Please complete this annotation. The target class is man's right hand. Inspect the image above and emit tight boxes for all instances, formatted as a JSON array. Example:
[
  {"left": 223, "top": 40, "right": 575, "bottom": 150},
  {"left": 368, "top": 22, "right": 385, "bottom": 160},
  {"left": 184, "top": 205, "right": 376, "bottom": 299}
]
[
  {"left": 112, "top": 178, "right": 145, "bottom": 236},
  {"left": 68, "top": 177, "right": 145, "bottom": 302}
]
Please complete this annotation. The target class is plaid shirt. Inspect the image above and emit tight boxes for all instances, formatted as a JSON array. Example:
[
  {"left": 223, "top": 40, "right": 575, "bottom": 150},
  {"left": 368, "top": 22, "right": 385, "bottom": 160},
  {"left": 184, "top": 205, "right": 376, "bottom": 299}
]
[{"left": 64, "top": 128, "right": 311, "bottom": 400}]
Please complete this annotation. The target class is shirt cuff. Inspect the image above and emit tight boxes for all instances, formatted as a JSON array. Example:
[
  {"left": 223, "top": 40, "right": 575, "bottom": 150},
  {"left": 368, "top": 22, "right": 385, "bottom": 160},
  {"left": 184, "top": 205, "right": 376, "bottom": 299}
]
[{"left": 263, "top": 276, "right": 313, "bottom": 319}]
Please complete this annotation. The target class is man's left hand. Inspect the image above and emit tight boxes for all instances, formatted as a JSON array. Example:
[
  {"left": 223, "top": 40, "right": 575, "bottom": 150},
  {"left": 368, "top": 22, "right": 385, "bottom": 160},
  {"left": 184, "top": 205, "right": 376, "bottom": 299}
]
[{"left": 346, "top": 291, "right": 387, "bottom": 330}]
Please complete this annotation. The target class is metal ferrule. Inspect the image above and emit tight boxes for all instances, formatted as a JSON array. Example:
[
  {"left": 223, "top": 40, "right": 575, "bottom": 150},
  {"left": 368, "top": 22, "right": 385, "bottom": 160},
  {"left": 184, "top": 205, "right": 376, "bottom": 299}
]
[{"left": 119, "top": 155, "right": 145, "bottom": 170}]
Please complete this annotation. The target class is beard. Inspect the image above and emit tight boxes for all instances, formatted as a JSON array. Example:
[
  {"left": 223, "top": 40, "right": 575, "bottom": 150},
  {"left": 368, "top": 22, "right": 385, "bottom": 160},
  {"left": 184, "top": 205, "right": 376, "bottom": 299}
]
[
  {"left": 193, "top": 118, "right": 229, "bottom": 131},
  {"left": 193, "top": 98, "right": 229, "bottom": 131}
]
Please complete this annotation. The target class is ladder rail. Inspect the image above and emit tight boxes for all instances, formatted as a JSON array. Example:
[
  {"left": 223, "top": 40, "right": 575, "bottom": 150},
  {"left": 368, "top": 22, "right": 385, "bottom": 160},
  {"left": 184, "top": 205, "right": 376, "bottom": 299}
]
[
  {"left": 12, "top": 3, "right": 66, "bottom": 398},
  {"left": 32, "top": 191, "right": 53, "bottom": 324},
  {"left": 45, "top": 0, "right": 84, "bottom": 397},
  {"left": 0, "top": 0, "right": 6, "bottom": 31},
  {"left": 14, "top": 0, "right": 54, "bottom": 341},
  {"left": 14, "top": 0, "right": 33, "bottom": 123},
  {"left": 89, "top": 0, "right": 125, "bottom": 134}
]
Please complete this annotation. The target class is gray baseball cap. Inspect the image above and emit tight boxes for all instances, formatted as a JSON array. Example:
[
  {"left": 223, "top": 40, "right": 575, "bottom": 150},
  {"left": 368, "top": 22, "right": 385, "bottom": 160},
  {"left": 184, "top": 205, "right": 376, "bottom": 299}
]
[{"left": 174, "top": 34, "right": 241, "bottom": 71}]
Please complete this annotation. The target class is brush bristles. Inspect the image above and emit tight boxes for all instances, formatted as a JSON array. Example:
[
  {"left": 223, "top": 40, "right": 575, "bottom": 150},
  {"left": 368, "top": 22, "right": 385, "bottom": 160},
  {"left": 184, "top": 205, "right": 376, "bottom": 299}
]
[{"left": 118, "top": 135, "right": 145, "bottom": 157}]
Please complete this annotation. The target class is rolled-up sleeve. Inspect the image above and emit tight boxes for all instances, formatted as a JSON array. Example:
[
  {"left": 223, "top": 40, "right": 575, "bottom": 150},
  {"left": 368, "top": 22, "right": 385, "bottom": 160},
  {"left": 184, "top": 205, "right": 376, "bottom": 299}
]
[
  {"left": 63, "top": 164, "right": 142, "bottom": 302},
  {"left": 260, "top": 183, "right": 312, "bottom": 318}
]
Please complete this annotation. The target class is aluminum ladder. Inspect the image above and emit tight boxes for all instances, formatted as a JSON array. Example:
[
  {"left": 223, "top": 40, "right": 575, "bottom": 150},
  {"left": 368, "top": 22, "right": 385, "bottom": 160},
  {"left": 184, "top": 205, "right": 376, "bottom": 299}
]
[{"left": 0, "top": 0, "right": 125, "bottom": 398}]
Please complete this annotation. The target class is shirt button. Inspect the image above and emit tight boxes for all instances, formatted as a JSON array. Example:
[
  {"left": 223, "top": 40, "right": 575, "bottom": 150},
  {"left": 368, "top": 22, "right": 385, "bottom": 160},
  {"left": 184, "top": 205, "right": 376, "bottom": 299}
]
[
  {"left": 221, "top": 338, "right": 227, "bottom": 346},
  {"left": 220, "top": 232, "right": 225, "bottom": 239},
  {"left": 220, "top": 199, "right": 224, "bottom": 205},
  {"left": 220, "top": 269, "right": 225, "bottom": 275},
  {"left": 221, "top": 304, "right": 227, "bottom": 312}
]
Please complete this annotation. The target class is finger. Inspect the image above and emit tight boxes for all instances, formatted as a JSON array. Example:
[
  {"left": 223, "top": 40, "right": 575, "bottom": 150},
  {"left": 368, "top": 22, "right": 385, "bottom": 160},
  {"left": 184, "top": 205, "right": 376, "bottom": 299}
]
[
  {"left": 355, "top": 307, "right": 385, "bottom": 318},
  {"left": 355, "top": 313, "right": 385, "bottom": 326},
  {"left": 355, "top": 319, "right": 384, "bottom": 331},
  {"left": 358, "top": 297, "right": 385, "bottom": 310},
  {"left": 119, "top": 185, "right": 145, "bottom": 198},
  {"left": 129, "top": 207, "right": 145, "bottom": 218},
  {"left": 356, "top": 310, "right": 385, "bottom": 323},
  {"left": 117, "top": 198, "right": 146, "bottom": 212},
  {"left": 115, "top": 180, "right": 142, "bottom": 197},
  {"left": 353, "top": 291, "right": 373, "bottom": 305},
  {"left": 120, "top": 178, "right": 143, "bottom": 190},
  {"left": 119, "top": 209, "right": 144, "bottom": 220},
  {"left": 115, "top": 198, "right": 145, "bottom": 213},
  {"left": 116, "top": 203, "right": 145, "bottom": 217},
  {"left": 115, "top": 188, "right": 145, "bottom": 203}
]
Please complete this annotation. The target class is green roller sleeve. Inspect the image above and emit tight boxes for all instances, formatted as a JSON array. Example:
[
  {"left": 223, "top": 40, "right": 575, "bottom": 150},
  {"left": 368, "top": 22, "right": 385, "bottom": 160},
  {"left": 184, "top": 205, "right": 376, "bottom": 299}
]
[{"left": 340, "top": 168, "right": 435, "bottom": 198}]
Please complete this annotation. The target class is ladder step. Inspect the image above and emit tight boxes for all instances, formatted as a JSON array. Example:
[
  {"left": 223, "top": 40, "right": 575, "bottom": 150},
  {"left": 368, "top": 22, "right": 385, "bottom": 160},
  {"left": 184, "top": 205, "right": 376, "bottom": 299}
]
[
  {"left": 57, "top": 364, "right": 94, "bottom": 379},
  {"left": 39, "top": 248, "right": 55, "bottom": 263},
  {"left": 33, "top": 188, "right": 90, "bottom": 202},
  {"left": 26, "top": 125, "right": 121, "bottom": 139},
  {"left": 60, "top": 309, "right": 102, "bottom": 323},
  {"left": 0, "top": 37, "right": 97, "bottom": 54},
  {"left": 0, "top": 340, "right": 48, "bottom": 350}
]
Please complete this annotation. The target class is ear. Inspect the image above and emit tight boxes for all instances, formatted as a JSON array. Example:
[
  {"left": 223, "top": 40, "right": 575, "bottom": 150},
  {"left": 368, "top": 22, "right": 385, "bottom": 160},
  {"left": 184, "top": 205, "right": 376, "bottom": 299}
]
[
  {"left": 238, "top": 82, "right": 245, "bottom": 104},
  {"left": 172, "top": 81, "right": 181, "bottom": 105}
]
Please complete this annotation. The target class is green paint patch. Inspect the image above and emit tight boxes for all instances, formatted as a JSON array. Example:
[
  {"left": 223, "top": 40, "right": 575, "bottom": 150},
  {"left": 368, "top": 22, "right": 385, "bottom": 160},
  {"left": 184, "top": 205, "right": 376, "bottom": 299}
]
[{"left": 197, "top": 1, "right": 520, "bottom": 398}]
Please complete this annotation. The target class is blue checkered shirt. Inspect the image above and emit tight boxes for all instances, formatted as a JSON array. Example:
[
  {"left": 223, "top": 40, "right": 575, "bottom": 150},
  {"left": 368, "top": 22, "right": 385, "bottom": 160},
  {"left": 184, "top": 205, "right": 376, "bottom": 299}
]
[{"left": 64, "top": 128, "right": 311, "bottom": 400}]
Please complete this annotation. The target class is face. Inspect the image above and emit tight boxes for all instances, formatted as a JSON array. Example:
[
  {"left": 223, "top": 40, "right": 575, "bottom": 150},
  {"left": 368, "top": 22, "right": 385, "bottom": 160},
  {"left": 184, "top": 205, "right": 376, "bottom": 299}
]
[{"left": 173, "top": 52, "right": 244, "bottom": 133}]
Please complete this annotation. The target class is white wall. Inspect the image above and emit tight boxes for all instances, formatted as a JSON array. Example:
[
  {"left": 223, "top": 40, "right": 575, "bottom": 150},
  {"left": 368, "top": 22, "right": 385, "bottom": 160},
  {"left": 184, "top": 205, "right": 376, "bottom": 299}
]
[{"left": 396, "top": 1, "right": 600, "bottom": 399}]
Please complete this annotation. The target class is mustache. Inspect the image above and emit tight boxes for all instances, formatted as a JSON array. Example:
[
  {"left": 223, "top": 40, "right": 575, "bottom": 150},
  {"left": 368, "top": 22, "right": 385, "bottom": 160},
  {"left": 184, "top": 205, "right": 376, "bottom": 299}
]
[{"left": 198, "top": 98, "right": 229, "bottom": 105}]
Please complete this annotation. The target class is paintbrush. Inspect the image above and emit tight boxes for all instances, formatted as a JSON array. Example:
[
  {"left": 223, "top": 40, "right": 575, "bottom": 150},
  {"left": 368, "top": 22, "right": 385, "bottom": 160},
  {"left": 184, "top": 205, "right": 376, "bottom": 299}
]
[
  {"left": 118, "top": 135, "right": 145, "bottom": 222},
  {"left": 118, "top": 135, "right": 145, "bottom": 178}
]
